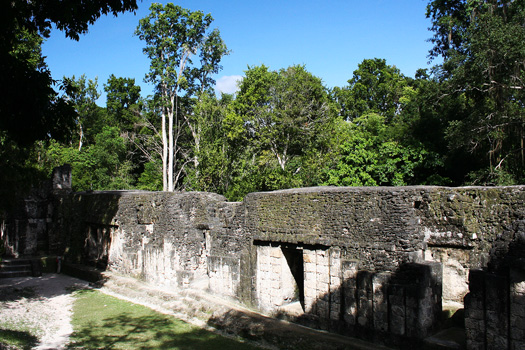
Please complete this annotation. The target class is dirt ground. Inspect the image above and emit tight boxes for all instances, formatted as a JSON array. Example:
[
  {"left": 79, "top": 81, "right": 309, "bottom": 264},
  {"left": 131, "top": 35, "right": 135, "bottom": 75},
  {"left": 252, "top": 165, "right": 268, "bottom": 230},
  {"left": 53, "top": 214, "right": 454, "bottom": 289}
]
[{"left": 0, "top": 273, "right": 89, "bottom": 350}]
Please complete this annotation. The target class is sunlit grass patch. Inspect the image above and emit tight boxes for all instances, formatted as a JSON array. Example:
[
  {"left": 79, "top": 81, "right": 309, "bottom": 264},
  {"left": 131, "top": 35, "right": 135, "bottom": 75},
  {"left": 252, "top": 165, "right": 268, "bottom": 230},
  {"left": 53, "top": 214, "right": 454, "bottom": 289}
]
[{"left": 67, "top": 289, "right": 260, "bottom": 349}]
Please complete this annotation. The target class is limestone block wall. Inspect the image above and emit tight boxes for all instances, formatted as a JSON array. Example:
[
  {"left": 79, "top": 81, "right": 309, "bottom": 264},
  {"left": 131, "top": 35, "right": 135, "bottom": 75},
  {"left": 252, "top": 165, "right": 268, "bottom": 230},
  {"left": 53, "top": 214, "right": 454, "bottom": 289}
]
[
  {"left": 253, "top": 241, "right": 442, "bottom": 344},
  {"left": 465, "top": 267, "right": 525, "bottom": 350},
  {"left": 1, "top": 165, "right": 71, "bottom": 257},
  {"left": 52, "top": 190, "right": 243, "bottom": 289},
  {"left": 464, "top": 228, "right": 525, "bottom": 350},
  {"left": 243, "top": 186, "right": 525, "bottom": 304},
  {"left": 243, "top": 187, "right": 424, "bottom": 271},
  {"left": 419, "top": 186, "right": 525, "bottom": 303},
  {"left": 6, "top": 176, "right": 525, "bottom": 349},
  {"left": 241, "top": 186, "right": 524, "bottom": 346}
]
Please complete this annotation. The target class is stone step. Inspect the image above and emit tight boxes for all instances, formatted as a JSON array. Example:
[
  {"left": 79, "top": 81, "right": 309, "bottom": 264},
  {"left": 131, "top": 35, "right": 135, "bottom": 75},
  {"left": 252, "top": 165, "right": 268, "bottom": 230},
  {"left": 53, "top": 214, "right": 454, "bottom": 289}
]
[
  {"left": 0, "top": 258, "right": 32, "bottom": 266},
  {"left": 0, "top": 264, "right": 31, "bottom": 272},
  {"left": 423, "top": 328, "right": 466, "bottom": 350},
  {"left": 0, "top": 258, "right": 41, "bottom": 278},
  {"left": 0, "top": 270, "right": 32, "bottom": 278}
]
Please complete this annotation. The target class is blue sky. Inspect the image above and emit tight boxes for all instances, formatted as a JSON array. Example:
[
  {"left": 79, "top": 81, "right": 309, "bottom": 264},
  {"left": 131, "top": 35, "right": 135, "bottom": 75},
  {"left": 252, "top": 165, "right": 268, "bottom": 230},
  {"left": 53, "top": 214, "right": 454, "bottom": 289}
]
[{"left": 42, "top": 0, "right": 436, "bottom": 104}]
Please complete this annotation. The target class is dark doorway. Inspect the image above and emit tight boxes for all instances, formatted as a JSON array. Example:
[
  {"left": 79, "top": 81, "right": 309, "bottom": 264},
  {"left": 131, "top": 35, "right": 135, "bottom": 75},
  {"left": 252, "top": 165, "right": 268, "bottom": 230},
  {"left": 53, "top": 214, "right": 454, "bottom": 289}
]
[{"left": 281, "top": 246, "right": 305, "bottom": 311}]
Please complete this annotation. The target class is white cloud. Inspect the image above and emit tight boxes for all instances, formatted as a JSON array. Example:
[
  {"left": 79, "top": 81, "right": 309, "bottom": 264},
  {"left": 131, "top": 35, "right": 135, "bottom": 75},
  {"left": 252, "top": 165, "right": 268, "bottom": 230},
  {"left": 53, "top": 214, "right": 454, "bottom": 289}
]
[{"left": 215, "top": 75, "right": 243, "bottom": 95}]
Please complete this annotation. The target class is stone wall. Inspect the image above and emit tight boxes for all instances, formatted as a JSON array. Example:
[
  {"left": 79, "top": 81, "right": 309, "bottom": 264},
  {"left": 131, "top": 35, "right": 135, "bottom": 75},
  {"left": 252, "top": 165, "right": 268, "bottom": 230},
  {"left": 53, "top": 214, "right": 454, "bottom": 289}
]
[
  {"left": 464, "top": 223, "right": 525, "bottom": 350},
  {"left": 5, "top": 179, "right": 525, "bottom": 349},
  {"left": 1, "top": 165, "right": 71, "bottom": 257},
  {"left": 51, "top": 190, "right": 245, "bottom": 289},
  {"left": 244, "top": 186, "right": 525, "bottom": 304}
]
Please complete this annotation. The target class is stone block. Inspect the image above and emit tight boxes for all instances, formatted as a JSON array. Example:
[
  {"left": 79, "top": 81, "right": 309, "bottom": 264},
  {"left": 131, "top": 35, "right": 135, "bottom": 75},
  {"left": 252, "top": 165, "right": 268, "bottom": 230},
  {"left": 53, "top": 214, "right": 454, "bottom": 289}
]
[
  {"left": 511, "top": 267, "right": 525, "bottom": 345},
  {"left": 330, "top": 276, "right": 341, "bottom": 287},
  {"left": 405, "top": 285, "right": 419, "bottom": 338},
  {"left": 317, "top": 299, "right": 330, "bottom": 319},
  {"left": 304, "top": 262, "right": 316, "bottom": 273},
  {"left": 356, "top": 271, "right": 373, "bottom": 329},
  {"left": 317, "top": 264, "right": 329, "bottom": 276},
  {"left": 317, "top": 281, "right": 330, "bottom": 294},
  {"left": 388, "top": 284, "right": 405, "bottom": 336},
  {"left": 304, "top": 271, "right": 316, "bottom": 285},
  {"left": 258, "top": 253, "right": 270, "bottom": 266},
  {"left": 465, "top": 318, "right": 483, "bottom": 337},
  {"left": 317, "top": 271, "right": 330, "bottom": 284},
  {"left": 373, "top": 272, "right": 391, "bottom": 332},
  {"left": 270, "top": 247, "right": 281, "bottom": 258},
  {"left": 511, "top": 341, "right": 525, "bottom": 350},
  {"left": 317, "top": 250, "right": 327, "bottom": 259},
  {"left": 330, "top": 248, "right": 342, "bottom": 274},
  {"left": 342, "top": 260, "right": 359, "bottom": 280},
  {"left": 484, "top": 273, "right": 509, "bottom": 350},
  {"left": 330, "top": 310, "right": 340, "bottom": 321},
  {"left": 466, "top": 340, "right": 485, "bottom": 350},
  {"left": 303, "top": 251, "right": 315, "bottom": 264},
  {"left": 343, "top": 277, "right": 357, "bottom": 326}
]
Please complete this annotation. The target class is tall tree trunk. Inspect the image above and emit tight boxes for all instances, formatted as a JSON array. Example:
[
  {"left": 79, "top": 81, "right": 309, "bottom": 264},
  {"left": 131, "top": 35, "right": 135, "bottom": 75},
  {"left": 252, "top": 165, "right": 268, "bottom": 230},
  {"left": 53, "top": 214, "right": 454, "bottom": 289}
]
[
  {"left": 161, "top": 109, "right": 168, "bottom": 191},
  {"left": 78, "top": 122, "right": 84, "bottom": 152},
  {"left": 186, "top": 120, "right": 200, "bottom": 178},
  {"left": 168, "top": 95, "right": 175, "bottom": 191}
]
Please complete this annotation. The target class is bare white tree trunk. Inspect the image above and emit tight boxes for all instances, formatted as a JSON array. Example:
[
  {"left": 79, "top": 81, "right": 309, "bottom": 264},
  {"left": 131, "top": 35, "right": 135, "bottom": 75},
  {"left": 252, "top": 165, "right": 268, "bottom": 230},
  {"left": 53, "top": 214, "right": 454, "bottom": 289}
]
[
  {"left": 167, "top": 48, "right": 191, "bottom": 192},
  {"left": 78, "top": 120, "right": 84, "bottom": 152},
  {"left": 271, "top": 134, "right": 289, "bottom": 171},
  {"left": 161, "top": 109, "right": 168, "bottom": 191},
  {"left": 168, "top": 96, "right": 175, "bottom": 192}
]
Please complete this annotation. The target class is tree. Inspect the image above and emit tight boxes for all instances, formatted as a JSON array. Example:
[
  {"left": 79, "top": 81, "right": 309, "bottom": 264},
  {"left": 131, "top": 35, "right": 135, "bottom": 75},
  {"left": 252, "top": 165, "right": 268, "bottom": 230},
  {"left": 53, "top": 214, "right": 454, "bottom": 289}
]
[
  {"left": 135, "top": 3, "right": 228, "bottom": 191},
  {"left": 0, "top": 25, "right": 75, "bottom": 146},
  {"left": 0, "top": 0, "right": 138, "bottom": 145},
  {"left": 104, "top": 75, "right": 142, "bottom": 132},
  {"left": 426, "top": 0, "right": 525, "bottom": 184},
  {"left": 185, "top": 93, "right": 234, "bottom": 194},
  {"left": 0, "top": 0, "right": 138, "bottom": 213},
  {"left": 63, "top": 75, "right": 104, "bottom": 151},
  {"left": 333, "top": 58, "right": 407, "bottom": 122},
  {"left": 226, "top": 64, "right": 337, "bottom": 196},
  {"left": 325, "top": 113, "right": 429, "bottom": 186},
  {"left": 43, "top": 127, "right": 134, "bottom": 191},
  {"left": 183, "top": 29, "right": 229, "bottom": 181},
  {"left": 237, "top": 65, "right": 333, "bottom": 172}
]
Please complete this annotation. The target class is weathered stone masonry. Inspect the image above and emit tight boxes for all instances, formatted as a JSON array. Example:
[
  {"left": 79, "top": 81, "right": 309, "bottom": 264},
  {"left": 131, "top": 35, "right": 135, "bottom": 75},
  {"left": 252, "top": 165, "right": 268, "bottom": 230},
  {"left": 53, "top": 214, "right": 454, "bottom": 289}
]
[{"left": 4, "top": 182, "right": 525, "bottom": 349}]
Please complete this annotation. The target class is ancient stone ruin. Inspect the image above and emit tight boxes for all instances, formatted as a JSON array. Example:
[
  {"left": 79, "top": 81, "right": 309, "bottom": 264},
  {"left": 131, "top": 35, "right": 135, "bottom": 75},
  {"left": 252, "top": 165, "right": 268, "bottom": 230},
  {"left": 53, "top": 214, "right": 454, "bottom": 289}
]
[{"left": 3, "top": 166, "right": 525, "bottom": 349}]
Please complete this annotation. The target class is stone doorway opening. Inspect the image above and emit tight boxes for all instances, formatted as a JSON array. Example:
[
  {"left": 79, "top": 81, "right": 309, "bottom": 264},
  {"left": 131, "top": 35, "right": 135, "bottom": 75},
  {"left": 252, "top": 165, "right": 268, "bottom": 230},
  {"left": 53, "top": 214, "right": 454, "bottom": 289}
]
[
  {"left": 281, "top": 246, "right": 305, "bottom": 311},
  {"left": 255, "top": 242, "right": 339, "bottom": 319},
  {"left": 255, "top": 242, "right": 306, "bottom": 315}
]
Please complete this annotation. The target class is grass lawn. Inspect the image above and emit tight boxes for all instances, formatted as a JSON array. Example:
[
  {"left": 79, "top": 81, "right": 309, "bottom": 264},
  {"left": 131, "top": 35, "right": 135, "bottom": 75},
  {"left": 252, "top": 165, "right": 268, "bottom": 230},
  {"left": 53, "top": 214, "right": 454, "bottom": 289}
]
[
  {"left": 67, "top": 289, "right": 261, "bottom": 350},
  {"left": 0, "top": 329, "right": 38, "bottom": 350}
]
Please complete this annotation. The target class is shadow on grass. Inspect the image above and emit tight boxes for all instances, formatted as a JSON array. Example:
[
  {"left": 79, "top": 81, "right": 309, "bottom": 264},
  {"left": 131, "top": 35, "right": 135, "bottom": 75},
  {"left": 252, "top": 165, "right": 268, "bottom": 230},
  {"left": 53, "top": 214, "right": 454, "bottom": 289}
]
[
  {"left": 69, "top": 314, "right": 257, "bottom": 350},
  {"left": 67, "top": 290, "right": 259, "bottom": 350},
  {"left": 0, "top": 328, "right": 38, "bottom": 350}
]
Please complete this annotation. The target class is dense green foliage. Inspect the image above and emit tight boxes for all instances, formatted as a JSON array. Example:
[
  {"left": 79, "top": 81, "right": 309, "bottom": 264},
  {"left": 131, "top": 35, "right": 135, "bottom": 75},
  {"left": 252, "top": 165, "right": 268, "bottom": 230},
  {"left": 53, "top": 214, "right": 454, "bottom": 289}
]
[
  {"left": 2, "top": 0, "right": 524, "bottom": 205},
  {"left": 0, "top": 0, "right": 138, "bottom": 214},
  {"left": 426, "top": 0, "right": 525, "bottom": 184}
]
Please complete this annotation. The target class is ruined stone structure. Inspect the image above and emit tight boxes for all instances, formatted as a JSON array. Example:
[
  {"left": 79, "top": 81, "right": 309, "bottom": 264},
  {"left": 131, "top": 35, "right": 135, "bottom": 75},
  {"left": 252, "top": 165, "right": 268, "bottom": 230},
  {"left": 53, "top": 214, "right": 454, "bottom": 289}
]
[{"left": 3, "top": 176, "right": 525, "bottom": 349}]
